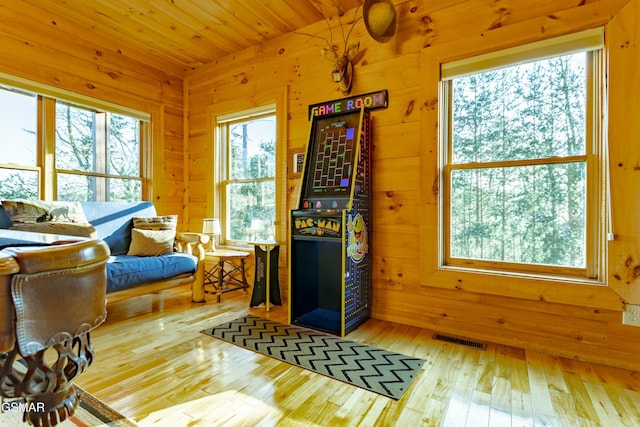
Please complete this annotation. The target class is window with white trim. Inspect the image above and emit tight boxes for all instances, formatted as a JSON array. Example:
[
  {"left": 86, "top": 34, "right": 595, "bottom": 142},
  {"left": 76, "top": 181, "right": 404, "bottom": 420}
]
[
  {"left": 216, "top": 106, "right": 276, "bottom": 244},
  {"left": 55, "top": 102, "right": 143, "bottom": 201},
  {"left": 441, "top": 29, "right": 606, "bottom": 279},
  {"left": 0, "top": 83, "right": 148, "bottom": 201},
  {"left": 0, "top": 85, "right": 39, "bottom": 199}
]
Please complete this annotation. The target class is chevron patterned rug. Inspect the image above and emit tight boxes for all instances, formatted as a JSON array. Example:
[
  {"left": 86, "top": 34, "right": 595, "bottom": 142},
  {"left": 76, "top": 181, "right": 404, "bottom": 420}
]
[{"left": 201, "top": 315, "right": 425, "bottom": 400}]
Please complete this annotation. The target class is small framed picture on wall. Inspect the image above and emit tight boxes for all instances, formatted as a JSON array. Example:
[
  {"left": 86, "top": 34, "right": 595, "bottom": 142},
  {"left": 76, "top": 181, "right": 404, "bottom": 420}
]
[
  {"left": 294, "top": 152, "right": 304, "bottom": 173},
  {"left": 288, "top": 148, "right": 305, "bottom": 175}
]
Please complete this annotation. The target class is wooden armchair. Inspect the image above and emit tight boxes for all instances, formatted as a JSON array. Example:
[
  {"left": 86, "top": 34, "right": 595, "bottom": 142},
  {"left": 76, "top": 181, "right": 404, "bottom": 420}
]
[
  {"left": 0, "top": 240, "right": 110, "bottom": 426},
  {"left": 175, "top": 232, "right": 210, "bottom": 302}
]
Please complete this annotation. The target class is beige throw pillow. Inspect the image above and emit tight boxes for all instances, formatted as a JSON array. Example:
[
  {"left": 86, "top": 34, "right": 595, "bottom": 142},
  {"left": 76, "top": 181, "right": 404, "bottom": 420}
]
[
  {"left": 1, "top": 199, "right": 88, "bottom": 224},
  {"left": 127, "top": 215, "right": 179, "bottom": 256},
  {"left": 132, "top": 215, "right": 178, "bottom": 230},
  {"left": 127, "top": 229, "right": 176, "bottom": 256}
]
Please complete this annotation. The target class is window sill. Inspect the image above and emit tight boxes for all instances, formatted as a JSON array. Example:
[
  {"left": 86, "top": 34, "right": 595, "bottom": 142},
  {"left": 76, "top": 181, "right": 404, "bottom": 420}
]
[{"left": 439, "top": 265, "right": 606, "bottom": 287}]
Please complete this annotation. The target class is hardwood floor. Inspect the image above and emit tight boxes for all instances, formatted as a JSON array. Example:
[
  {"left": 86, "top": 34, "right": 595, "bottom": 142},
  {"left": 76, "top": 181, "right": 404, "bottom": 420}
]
[{"left": 76, "top": 284, "right": 640, "bottom": 426}]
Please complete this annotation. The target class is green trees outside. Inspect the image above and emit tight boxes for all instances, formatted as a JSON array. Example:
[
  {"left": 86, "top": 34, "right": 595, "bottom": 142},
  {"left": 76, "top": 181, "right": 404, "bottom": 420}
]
[
  {"left": 227, "top": 117, "right": 276, "bottom": 242},
  {"left": 55, "top": 103, "right": 141, "bottom": 202},
  {"left": 0, "top": 170, "right": 38, "bottom": 200},
  {"left": 0, "top": 86, "right": 142, "bottom": 202},
  {"left": 0, "top": 86, "right": 39, "bottom": 200},
  {"left": 449, "top": 52, "right": 588, "bottom": 268}
]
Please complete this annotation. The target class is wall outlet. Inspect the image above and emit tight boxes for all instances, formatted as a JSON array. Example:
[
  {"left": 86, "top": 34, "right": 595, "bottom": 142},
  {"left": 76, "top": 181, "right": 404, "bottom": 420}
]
[{"left": 622, "top": 304, "right": 640, "bottom": 327}]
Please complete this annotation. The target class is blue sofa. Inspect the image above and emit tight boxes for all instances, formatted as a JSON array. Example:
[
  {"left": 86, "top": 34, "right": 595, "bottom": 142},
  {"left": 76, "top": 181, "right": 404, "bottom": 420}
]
[{"left": 0, "top": 201, "right": 205, "bottom": 302}]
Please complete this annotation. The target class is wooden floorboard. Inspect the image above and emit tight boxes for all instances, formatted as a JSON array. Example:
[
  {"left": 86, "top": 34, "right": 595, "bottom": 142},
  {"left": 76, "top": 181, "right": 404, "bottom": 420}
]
[{"left": 76, "top": 284, "right": 640, "bottom": 427}]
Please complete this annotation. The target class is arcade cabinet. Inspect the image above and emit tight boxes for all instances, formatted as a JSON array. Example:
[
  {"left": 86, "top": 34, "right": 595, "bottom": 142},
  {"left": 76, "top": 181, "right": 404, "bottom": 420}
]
[{"left": 289, "top": 106, "right": 371, "bottom": 336}]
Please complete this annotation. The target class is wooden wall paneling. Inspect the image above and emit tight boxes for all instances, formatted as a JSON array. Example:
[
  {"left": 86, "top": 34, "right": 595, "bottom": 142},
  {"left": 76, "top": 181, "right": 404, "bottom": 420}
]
[
  {"left": 148, "top": 103, "right": 166, "bottom": 213},
  {"left": 0, "top": 34, "right": 177, "bottom": 105},
  {"left": 606, "top": 0, "right": 640, "bottom": 304},
  {"left": 0, "top": 34, "right": 179, "bottom": 111},
  {"left": 420, "top": 267, "right": 624, "bottom": 311},
  {"left": 371, "top": 121, "right": 421, "bottom": 160},
  {"left": 286, "top": 111, "right": 316, "bottom": 142},
  {"left": 185, "top": 0, "right": 640, "bottom": 370},
  {"left": 163, "top": 112, "right": 184, "bottom": 141},
  {"left": 373, "top": 190, "right": 421, "bottom": 226},
  {"left": 184, "top": 92, "right": 210, "bottom": 230},
  {"left": 375, "top": 157, "right": 422, "bottom": 192},
  {"left": 185, "top": 88, "right": 288, "bottom": 239},
  {"left": 180, "top": 82, "right": 191, "bottom": 237},
  {"left": 186, "top": 88, "right": 215, "bottom": 116},
  {"left": 371, "top": 252, "right": 423, "bottom": 291},
  {"left": 286, "top": 56, "right": 420, "bottom": 112},
  {"left": 418, "top": 3, "right": 630, "bottom": 292},
  {"left": 607, "top": 322, "right": 640, "bottom": 354},
  {"left": 357, "top": 53, "right": 422, "bottom": 92},
  {"left": 161, "top": 160, "right": 183, "bottom": 192},
  {"left": 187, "top": 159, "right": 210, "bottom": 183},
  {"left": 369, "top": 87, "right": 422, "bottom": 126},
  {"left": 371, "top": 287, "right": 632, "bottom": 367},
  {"left": 429, "top": 1, "right": 628, "bottom": 61},
  {"left": 409, "top": 0, "right": 634, "bottom": 369},
  {"left": 188, "top": 46, "right": 263, "bottom": 87},
  {"left": 394, "top": 0, "right": 628, "bottom": 54},
  {"left": 1, "top": 1, "right": 185, "bottom": 225},
  {"left": 286, "top": 178, "right": 303, "bottom": 212},
  {"left": 187, "top": 112, "right": 210, "bottom": 141},
  {"left": 373, "top": 223, "right": 419, "bottom": 257}
]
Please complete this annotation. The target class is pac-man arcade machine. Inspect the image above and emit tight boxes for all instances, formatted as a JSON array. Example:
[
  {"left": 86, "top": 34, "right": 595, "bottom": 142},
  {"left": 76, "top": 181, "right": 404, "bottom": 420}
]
[{"left": 289, "top": 92, "right": 382, "bottom": 337}]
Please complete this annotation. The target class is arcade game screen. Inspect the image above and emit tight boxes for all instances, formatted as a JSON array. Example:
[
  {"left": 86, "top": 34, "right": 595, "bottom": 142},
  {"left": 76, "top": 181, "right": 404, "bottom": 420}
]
[{"left": 302, "top": 109, "right": 363, "bottom": 205}]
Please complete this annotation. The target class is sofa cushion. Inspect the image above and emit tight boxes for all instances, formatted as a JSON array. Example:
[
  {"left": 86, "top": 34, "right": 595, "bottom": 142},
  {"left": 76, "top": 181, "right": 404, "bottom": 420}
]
[
  {"left": 0, "top": 206, "right": 12, "bottom": 229},
  {"left": 127, "top": 229, "right": 176, "bottom": 256},
  {"left": 1, "top": 200, "right": 88, "bottom": 224},
  {"left": 128, "top": 214, "right": 178, "bottom": 256},
  {"left": 106, "top": 253, "right": 197, "bottom": 293},
  {"left": 80, "top": 202, "right": 157, "bottom": 255},
  {"left": 132, "top": 215, "right": 178, "bottom": 230}
]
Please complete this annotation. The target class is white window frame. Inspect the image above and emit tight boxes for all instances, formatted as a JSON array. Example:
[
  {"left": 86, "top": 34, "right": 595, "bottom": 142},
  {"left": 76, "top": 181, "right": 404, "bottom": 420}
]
[
  {"left": 0, "top": 85, "right": 40, "bottom": 199},
  {"left": 53, "top": 101, "right": 147, "bottom": 201},
  {"left": 440, "top": 28, "right": 607, "bottom": 280},
  {"left": 215, "top": 104, "right": 277, "bottom": 246},
  {"left": 0, "top": 74, "right": 150, "bottom": 202}
]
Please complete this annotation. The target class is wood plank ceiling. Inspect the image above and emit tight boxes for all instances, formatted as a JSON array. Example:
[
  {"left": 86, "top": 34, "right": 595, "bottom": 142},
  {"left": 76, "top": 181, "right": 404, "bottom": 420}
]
[{"left": 6, "top": 0, "right": 363, "bottom": 75}]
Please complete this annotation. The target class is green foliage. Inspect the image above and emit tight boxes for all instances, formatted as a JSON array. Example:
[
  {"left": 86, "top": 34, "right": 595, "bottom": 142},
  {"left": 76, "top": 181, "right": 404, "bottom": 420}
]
[
  {"left": 55, "top": 105, "right": 141, "bottom": 201},
  {"left": 227, "top": 117, "right": 276, "bottom": 241},
  {"left": 1, "top": 87, "right": 142, "bottom": 202},
  {"left": 449, "top": 53, "right": 588, "bottom": 268},
  {"left": 0, "top": 170, "right": 39, "bottom": 199},
  {"left": 0, "top": 86, "right": 39, "bottom": 198}
]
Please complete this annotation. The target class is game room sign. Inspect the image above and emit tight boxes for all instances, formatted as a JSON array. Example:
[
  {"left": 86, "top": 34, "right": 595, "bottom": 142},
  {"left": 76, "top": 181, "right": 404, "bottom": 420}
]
[{"left": 308, "top": 89, "right": 388, "bottom": 119}]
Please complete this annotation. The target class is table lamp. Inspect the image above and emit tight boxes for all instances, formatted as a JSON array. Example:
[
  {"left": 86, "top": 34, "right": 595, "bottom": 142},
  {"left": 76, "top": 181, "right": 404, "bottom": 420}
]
[{"left": 202, "top": 218, "right": 221, "bottom": 251}]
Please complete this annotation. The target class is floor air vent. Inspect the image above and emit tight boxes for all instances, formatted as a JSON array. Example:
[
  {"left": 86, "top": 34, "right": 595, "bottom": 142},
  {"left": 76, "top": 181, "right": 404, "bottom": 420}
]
[{"left": 432, "top": 333, "right": 486, "bottom": 350}]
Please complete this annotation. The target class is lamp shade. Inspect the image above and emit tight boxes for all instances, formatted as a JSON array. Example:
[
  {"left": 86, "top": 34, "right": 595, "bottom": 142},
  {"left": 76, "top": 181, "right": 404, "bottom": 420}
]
[{"left": 202, "top": 218, "right": 221, "bottom": 235}]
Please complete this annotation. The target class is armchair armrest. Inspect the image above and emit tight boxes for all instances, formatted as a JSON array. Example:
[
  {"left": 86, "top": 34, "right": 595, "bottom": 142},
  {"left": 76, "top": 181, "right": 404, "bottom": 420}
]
[
  {"left": 175, "top": 232, "right": 210, "bottom": 302},
  {"left": 1, "top": 239, "right": 110, "bottom": 426},
  {"left": 175, "top": 232, "right": 210, "bottom": 256},
  {"left": 4, "top": 240, "right": 110, "bottom": 356},
  {"left": 1, "top": 252, "right": 19, "bottom": 352}
]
